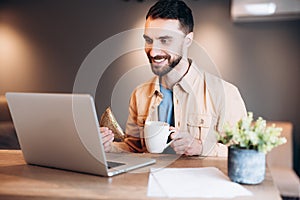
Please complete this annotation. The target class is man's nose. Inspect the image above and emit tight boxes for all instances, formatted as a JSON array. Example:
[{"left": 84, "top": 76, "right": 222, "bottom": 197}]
[
  {"left": 148, "top": 47, "right": 163, "bottom": 57},
  {"left": 147, "top": 42, "right": 164, "bottom": 57}
]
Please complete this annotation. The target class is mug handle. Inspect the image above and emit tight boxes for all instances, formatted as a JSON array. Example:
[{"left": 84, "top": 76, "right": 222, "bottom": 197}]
[{"left": 164, "top": 130, "right": 175, "bottom": 149}]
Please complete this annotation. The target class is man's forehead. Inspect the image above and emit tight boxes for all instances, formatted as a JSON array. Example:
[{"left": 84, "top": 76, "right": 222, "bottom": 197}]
[{"left": 144, "top": 18, "right": 185, "bottom": 37}]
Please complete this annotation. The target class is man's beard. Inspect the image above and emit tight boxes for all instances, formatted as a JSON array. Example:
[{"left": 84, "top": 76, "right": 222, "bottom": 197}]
[{"left": 147, "top": 52, "right": 182, "bottom": 77}]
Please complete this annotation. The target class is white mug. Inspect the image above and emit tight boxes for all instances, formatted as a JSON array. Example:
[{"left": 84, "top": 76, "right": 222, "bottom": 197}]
[{"left": 144, "top": 121, "right": 175, "bottom": 153}]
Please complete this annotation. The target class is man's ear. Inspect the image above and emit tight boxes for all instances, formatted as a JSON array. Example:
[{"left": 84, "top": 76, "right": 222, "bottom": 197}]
[{"left": 184, "top": 32, "right": 193, "bottom": 47}]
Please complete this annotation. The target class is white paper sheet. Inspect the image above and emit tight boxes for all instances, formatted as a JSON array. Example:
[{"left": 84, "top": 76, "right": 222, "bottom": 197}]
[{"left": 147, "top": 167, "right": 253, "bottom": 198}]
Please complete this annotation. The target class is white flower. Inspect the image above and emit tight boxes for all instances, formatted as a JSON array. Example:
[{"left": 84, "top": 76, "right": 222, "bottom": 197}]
[{"left": 216, "top": 112, "right": 287, "bottom": 154}]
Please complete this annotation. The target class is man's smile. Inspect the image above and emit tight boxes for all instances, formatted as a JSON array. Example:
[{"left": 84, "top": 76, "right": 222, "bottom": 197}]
[{"left": 149, "top": 55, "right": 170, "bottom": 64}]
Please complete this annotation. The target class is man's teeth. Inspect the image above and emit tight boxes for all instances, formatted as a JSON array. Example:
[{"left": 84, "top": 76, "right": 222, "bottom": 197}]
[{"left": 154, "top": 58, "right": 166, "bottom": 63}]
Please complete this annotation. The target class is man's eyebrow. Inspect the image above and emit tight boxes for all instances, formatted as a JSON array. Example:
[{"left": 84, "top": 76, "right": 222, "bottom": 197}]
[
  {"left": 143, "top": 34, "right": 173, "bottom": 40},
  {"left": 158, "top": 36, "right": 173, "bottom": 40}
]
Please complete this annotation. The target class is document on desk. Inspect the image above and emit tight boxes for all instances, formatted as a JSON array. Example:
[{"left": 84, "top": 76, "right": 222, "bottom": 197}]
[{"left": 147, "top": 167, "right": 252, "bottom": 198}]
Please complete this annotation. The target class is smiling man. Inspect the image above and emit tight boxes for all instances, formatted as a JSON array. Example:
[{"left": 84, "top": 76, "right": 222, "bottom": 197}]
[{"left": 108, "top": 0, "right": 247, "bottom": 156}]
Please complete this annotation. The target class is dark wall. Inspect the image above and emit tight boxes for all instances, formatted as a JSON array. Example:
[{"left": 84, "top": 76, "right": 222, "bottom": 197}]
[{"left": 0, "top": 0, "right": 299, "bottom": 175}]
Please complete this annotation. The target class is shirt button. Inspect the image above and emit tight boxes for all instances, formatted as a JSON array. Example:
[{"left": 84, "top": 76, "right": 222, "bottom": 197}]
[
  {"left": 178, "top": 121, "right": 180, "bottom": 127},
  {"left": 200, "top": 119, "right": 204, "bottom": 124}
]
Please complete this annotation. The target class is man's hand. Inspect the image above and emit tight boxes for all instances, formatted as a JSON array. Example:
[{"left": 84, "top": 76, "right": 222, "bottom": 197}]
[
  {"left": 100, "top": 127, "right": 114, "bottom": 152},
  {"left": 170, "top": 129, "right": 202, "bottom": 156}
]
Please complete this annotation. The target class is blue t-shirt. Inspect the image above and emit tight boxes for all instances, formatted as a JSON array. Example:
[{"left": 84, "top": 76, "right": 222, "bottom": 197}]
[
  {"left": 158, "top": 84, "right": 175, "bottom": 154},
  {"left": 158, "top": 84, "right": 175, "bottom": 127}
]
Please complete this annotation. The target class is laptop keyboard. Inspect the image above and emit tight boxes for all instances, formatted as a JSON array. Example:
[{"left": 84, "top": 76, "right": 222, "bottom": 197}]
[{"left": 107, "top": 161, "right": 125, "bottom": 169}]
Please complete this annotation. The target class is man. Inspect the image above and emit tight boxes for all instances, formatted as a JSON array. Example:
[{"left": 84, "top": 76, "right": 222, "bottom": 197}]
[{"left": 107, "top": 0, "right": 246, "bottom": 156}]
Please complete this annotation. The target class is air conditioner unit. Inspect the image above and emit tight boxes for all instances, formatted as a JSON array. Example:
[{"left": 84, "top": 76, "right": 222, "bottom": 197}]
[{"left": 231, "top": 0, "right": 300, "bottom": 22}]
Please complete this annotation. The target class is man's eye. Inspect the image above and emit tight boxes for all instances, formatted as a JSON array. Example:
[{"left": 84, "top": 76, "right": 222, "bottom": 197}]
[
  {"left": 161, "top": 39, "right": 167, "bottom": 44},
  {"left": 145, "top": 38, "right": 153, "bottom": 44}
]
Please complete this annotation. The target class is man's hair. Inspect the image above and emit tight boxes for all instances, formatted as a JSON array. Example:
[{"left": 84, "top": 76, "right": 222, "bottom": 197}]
[{"left": 146, "top": 0, "right": 194, "bottom": 34}]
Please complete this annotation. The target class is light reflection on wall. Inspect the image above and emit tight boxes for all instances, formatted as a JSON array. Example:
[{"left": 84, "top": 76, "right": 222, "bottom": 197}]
[
  {"left": 0, "top": 24, "right": 35, "bottom": 94},
  {"left": 109, "top": 19, "right": 149, "bottom": 127}
]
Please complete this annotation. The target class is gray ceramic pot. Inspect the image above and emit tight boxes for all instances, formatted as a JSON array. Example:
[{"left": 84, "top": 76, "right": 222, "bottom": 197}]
[{"left": 228, "top": 146, "right": 265, "bottom": 184}]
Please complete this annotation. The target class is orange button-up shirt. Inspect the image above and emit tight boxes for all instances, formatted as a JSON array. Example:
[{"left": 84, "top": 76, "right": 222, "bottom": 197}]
[{"left": 115, "top": 61, "right": 247, "bottom": 156}]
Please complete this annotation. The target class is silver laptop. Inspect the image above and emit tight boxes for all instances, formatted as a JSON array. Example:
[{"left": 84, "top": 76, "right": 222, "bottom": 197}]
[{"left": 6, "top": 92, "right": 155, "bottom": 177}]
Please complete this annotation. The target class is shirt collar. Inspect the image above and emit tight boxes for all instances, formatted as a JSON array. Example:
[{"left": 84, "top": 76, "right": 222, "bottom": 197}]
[
  {"left": 147, "top": 60, "right": 203, "bottom": 96},
  {"left": 147, "top": 76, "right": 162, "bottom": 98},
  {"left": 176, "top": 60, "right": 203, "bottom": 94}
]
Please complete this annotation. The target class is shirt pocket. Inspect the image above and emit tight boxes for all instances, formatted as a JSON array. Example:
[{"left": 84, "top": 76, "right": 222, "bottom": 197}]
[{"left": 187, "top": 114, "right": 216, "bottom": 140}]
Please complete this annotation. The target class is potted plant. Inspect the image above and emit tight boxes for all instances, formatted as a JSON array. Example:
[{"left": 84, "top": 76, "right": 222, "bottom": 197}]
[{"left": 216, "top": 112, "right": 287, "bottom": 184}]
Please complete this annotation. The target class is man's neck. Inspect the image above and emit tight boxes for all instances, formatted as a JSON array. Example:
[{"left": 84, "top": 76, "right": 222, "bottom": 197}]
[{"left": 160, "top": 58, "right": 191, "bottom": 90}]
